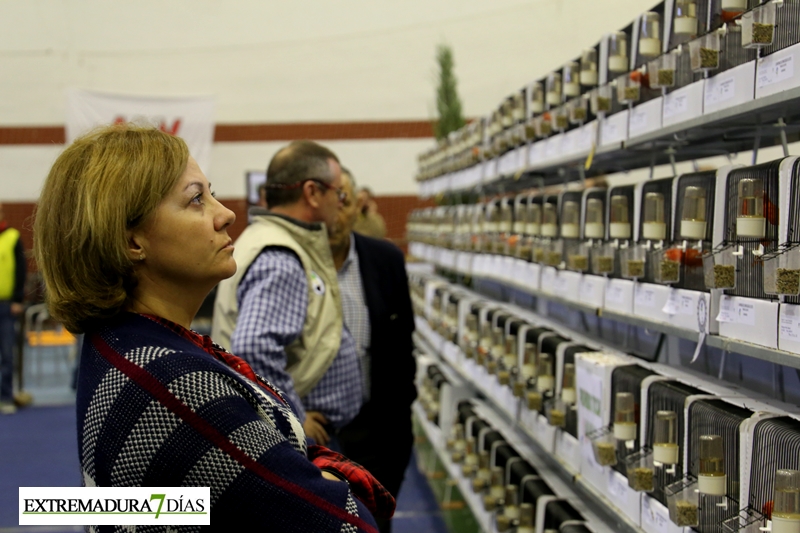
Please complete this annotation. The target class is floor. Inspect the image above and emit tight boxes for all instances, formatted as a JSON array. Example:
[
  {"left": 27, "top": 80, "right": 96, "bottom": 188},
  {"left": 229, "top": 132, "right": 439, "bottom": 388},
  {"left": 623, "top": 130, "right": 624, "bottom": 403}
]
[{"left": 0, "top": 342, "right": 450, "bottom": 532}]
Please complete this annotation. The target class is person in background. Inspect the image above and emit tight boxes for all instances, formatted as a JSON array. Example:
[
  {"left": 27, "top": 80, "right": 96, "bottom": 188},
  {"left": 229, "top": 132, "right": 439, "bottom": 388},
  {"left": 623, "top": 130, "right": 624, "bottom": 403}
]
[
  {"left": 34, "top": 124, "right": 391, "bottom": 530},
  {"left": 330, "top": 169, "right": 417, "bottom": 533},
  {"left": 257, "top": 182, "right": 268, "bottom": 208},
  {"left": 352, "top": 187, "right": 387, "bottom": 239},
  {"left": 0, "top": 202, "right": 26, "bottom": 415},
  {"left": 213, "top": 141, "right": 363, "bottom": 446}
]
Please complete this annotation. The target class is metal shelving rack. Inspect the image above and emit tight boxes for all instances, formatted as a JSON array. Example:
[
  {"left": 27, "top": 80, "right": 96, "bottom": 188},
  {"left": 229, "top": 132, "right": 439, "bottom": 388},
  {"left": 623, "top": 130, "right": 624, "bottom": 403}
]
[
  {"left": 426, "top": 79, "right": 800, "bottom": 198},
  {"left": 413, "top": 326, "right": 640, "bottom": 533}
]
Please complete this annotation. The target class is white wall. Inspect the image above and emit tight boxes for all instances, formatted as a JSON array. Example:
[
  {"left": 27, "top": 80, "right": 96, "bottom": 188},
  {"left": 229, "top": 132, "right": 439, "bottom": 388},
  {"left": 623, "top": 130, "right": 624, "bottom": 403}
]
[{"left": 1, "top": 0, "right": 663, "bottom": 201}]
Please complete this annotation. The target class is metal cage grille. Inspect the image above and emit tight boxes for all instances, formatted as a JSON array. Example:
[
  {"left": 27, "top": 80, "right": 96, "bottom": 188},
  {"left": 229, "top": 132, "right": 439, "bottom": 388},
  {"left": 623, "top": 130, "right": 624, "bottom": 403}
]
[
  {"left": 674, "top": 171, "right": 718, "bottom": 291},
  {"left": 720, "top": 26, "right": 758, "bottom": 74},
  {"left": 723, "top": 160, "right": 781, "bottom": 299},
  {"left": 760, "top": 0, "right": 800, "bottom": 58},
  {"left": 688, "top": 399, "right": 753, "bottom": 533},
  {"left": 748, "top": 417, "right": 800, "bottom": 512},
  {"left": 610, "top": 365, "right": 658, "bottom": 475},
  {"left": 646, "top": 380, "right": 705, "bottom": 505},
  {"left": 776, "top": 160, "right": 800, "bottom": 305}
]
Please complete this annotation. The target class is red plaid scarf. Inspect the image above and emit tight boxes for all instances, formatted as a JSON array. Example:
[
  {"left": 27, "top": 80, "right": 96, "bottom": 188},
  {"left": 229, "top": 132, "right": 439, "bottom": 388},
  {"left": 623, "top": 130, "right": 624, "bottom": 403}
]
[
  {"left": 140, "top": 314, "right": 286, "bottom": 405},
  {"left": 308, "top": 445, "right": 396, "bottom": 520}
]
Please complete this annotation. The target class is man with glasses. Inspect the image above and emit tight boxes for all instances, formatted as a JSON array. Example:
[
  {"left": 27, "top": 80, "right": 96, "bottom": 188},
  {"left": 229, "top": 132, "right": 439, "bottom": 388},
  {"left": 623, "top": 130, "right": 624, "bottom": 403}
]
[{"left": 213, "top": 140, "right": 363, "bottom": 445}]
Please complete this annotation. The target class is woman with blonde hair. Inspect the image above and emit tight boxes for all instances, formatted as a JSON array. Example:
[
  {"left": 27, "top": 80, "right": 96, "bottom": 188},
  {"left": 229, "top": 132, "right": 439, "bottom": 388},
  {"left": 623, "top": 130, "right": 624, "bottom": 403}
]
[{"left": 34, "top": 124, "right": 391, "bottom": 531}]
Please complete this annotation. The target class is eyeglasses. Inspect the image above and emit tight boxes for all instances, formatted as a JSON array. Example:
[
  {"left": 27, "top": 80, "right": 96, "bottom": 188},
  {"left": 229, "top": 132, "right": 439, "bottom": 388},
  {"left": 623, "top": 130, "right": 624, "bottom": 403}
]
[
  {"left": 265, "top": 178, "right": 346, "bottom": 203},
  {"left": 308, "top": 179, "right": 347, "bottom": 203}
]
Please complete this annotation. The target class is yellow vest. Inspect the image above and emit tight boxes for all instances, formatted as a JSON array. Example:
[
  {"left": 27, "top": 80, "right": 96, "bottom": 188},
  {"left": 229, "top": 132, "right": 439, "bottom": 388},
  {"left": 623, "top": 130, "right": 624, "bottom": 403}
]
[
  {"left": 0, "top": 228, "right": 20, "bottom": 301},
  {"left": 212, "top": 214, "right": 342, "bottom": 398}
]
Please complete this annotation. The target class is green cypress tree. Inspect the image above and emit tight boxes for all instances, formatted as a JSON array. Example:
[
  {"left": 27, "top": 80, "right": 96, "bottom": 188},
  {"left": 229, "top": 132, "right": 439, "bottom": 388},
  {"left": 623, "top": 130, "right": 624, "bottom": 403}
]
[{"left": 434, "top": 44, "right": 466, "bottom": 140}]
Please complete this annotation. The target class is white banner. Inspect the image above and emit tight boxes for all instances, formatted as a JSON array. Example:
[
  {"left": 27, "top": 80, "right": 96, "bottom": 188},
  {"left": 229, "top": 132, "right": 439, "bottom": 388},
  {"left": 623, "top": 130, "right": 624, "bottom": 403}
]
[
  {"left": 19, "top": 486, "right": 210, "bottom": 526},
  {"left": 66, "top": 89, "right": 216, "bottom": 173}
]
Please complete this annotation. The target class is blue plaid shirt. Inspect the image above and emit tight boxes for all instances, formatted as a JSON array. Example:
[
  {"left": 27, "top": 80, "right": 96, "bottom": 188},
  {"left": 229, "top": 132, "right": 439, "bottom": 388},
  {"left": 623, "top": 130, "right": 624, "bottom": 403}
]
[{"left": 231, "top": 247, "right": 363, "bottom": 429}]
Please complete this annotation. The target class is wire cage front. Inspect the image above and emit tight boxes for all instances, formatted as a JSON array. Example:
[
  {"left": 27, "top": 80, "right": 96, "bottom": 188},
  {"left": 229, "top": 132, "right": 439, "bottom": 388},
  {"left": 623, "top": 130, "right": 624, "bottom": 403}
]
[
  {"left": 748, "top": 417, "right": 800, "bottom": 521},
  {"left": 686, "top": 399, "right": 754, "bottom": 532},
  {"left": 645, "top": 380, "right": 706, "bottom": 505},
  {"left": 719, "top": 159, "right": 781, "bottom": 300}
]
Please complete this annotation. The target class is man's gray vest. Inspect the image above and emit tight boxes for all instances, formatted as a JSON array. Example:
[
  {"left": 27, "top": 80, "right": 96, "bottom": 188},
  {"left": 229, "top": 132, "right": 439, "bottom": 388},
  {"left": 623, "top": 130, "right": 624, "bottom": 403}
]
[{"left": 212, "top": 213, "right": 342, "bottom": 398}]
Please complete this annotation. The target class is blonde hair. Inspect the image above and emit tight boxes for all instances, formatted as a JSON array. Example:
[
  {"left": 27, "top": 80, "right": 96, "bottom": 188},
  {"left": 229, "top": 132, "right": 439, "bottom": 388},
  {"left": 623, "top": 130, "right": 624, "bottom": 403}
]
[{"left": 34, "top": 124, "right": 189, "bottom": 333}]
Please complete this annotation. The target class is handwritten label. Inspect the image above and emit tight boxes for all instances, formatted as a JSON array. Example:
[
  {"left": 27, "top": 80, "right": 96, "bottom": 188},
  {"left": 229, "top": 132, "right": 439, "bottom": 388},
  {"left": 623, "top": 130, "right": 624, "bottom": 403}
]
[
  {"left": 577, "top": 125, "right": 594, "bottom": 152},
  {"left": 757, "top": 54, "right": 794, "bottom": 89},
  {"left": 606, "top": 283, "right": 625, "bottom": 305},
  {"left": 526, "top": 263, "right": 541, "bottom": 290},
  {"left": 662, "top": 290, "right": 680, "bottom": 315},
  {"left": 736, "top": 300, "right": 757, "bottom": 326},
  {"left": 555, "top": 273, "right": 570, "bottom": 294},
  {"left": 602, "top": 120, "right": 619, "bottom": 143},
  {"left": 680, "top": 294, "right": 695, "bottom": 315},
  {"left": 528, "top": 142, "right": 544, "bottom": 167},
  {"left": 541, "top": 268, "right": 558, "bottom": 291},
  {"left": 635, "top": 285, "right": 657, "bottom": 308},
  {"left": 705, "top": 76, "right": 736, "bottom": 107},
  {"left": 546, "top": 136, "right": 562, "bottom": 158},
  {"left": 716, "top": 295, "right": 735, "bottom": 323},
  {"left": 607, "top": 470, "right": 628, "bottom": 500},
  {"left": 663, "top": 92, "right": 689, "bottom": 119},
  {"left": 641, "top": 496, "right": 672, "bottom": 533},
  {"left": 629, "top": 107, "right": 649, "bottom": 135},
  {"left": 580, "top": 278, "right": 596, "bottom": 301},
  {"left": 780, "top": 305, "right": 800, "bottom": 342}
]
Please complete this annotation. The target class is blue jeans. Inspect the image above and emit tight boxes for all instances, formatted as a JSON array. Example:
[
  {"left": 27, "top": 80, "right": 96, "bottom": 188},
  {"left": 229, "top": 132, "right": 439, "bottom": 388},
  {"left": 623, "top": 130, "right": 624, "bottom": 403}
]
[{"left": 0, "top": 302, "right": 16, "bottom": 402}]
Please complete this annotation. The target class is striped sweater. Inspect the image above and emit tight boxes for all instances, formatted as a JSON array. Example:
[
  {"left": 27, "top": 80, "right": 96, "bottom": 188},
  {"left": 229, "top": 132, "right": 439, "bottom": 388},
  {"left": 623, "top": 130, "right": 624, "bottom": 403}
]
[{"left": 77, "top": 312, "right": 378, "bottom": 532}]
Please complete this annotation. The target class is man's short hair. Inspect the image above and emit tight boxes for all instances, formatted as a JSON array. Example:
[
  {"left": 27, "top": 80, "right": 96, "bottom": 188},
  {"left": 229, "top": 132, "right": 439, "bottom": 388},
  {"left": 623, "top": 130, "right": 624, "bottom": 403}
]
[{"left": 265, "top": 141, "right": 339, "bottom": 208}]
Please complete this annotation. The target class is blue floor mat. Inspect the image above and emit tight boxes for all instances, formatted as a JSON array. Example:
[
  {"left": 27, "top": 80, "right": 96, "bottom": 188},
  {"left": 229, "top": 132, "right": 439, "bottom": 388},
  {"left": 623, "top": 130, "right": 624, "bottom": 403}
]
[{"left": 0, "top": 405, "right": 80, "bottom": 527}]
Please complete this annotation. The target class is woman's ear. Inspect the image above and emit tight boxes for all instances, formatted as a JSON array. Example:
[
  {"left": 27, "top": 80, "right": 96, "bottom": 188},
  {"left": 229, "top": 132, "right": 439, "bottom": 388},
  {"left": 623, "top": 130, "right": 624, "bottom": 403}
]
[{"left": 127, "top": 230, "right": 146, "bottom": 262}]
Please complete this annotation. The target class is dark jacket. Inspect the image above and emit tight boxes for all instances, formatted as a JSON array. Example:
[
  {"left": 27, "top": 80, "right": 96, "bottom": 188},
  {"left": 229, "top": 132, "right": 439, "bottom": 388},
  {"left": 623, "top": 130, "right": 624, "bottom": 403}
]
[{"left": 353, "top": 233, "right": 417, "bottom": 412}]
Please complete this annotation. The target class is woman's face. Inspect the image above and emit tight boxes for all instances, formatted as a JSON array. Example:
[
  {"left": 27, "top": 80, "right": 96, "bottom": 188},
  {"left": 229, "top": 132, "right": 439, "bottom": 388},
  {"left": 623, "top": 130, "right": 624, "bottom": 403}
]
[{"left": 131, "top": 156, "right": 237, "bottom": 290}]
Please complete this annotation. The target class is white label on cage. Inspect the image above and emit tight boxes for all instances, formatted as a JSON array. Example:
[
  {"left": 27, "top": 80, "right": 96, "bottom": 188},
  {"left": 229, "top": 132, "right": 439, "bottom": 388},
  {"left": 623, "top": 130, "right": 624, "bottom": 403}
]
[
  {"left": 555, "top": 273, "right": 569, "bottom": 294},
  {"left": 662, "top": 290, "right": 680, "bottom": 315},
  {"left": 635, "top": 285, "right": 656, "bottom": 308},
  {"left": 663, "top": 92, "right": 689, "bottom": 119},
  {"left": 641, "top": 496, "right": 672, "bottom": 533},
  {"left": 559, "top": 433, "right": 579, "bottom": 463},
  {"left": 485, "top": 159, "right": 498, "bottom": 180},
  {"left": 780, "top": 314, "right": 800, "bottom": 342},
  {"left": 580, "top": 278, "right": 596, "bottom": 301},
  {"left": 628, "top": 107, "right": 649, "bottom": 135},
  {"left": 680, "top": 294, "right": 695, "bottom": 315},
  {"left": 757, "top": 55, "right": 794, "bottom": 89},
  {"left": 542, "top": 268, "right": 557, "bottom": 290},
  {"left": 716, "top": 295, "right": 735, "bottom": 323},
  {"left": 606, "top": 284, "right": 625, "bottom": 305},
  {"left": 602, "top": 120, "right": 618, "bottom": 143},
  {"left": 735, "top": 300, "right": 756, "bottom": 326},
  {"left": 780, "top": 306, "right": 800, "bottom": 342},
  {"left": 705, "top": 75, "right": 736, "bottom": 106},
  {"left": 607, "top": 470, "right": 628, "bottom": 500}
]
